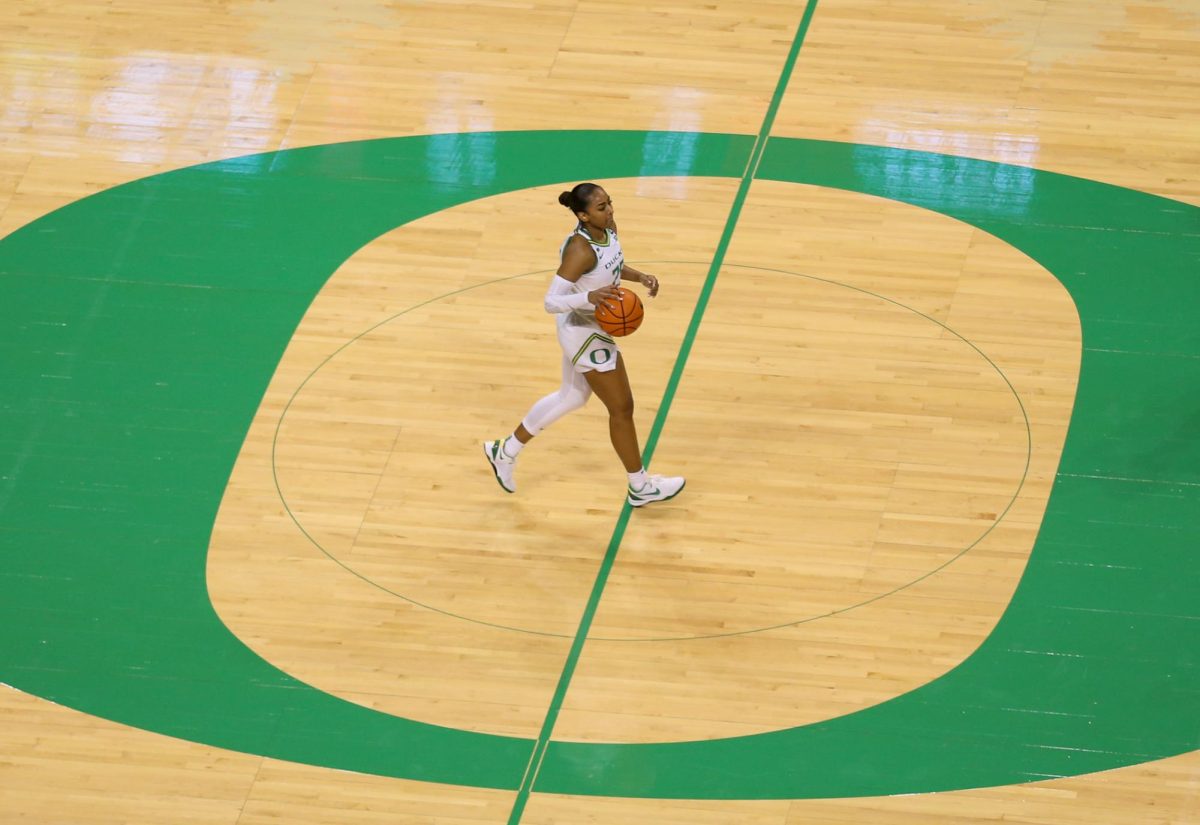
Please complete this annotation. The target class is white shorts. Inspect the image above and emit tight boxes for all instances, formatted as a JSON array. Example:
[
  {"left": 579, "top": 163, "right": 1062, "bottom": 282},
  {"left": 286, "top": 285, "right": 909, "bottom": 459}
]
[{"left": 557, "top": 311, "right": 620, "bottom": 374}]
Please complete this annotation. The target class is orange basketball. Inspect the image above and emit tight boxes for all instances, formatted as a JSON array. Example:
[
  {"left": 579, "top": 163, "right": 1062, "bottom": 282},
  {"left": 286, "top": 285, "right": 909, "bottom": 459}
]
[{"left": 594, "top": 287, "right": 644, "bottom": 337}]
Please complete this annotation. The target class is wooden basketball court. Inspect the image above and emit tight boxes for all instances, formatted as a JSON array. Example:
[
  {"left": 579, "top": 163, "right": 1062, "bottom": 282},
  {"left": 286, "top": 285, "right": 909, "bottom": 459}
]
[{"left": 1, "top": 1, "right": 1197, "bottom": 823}]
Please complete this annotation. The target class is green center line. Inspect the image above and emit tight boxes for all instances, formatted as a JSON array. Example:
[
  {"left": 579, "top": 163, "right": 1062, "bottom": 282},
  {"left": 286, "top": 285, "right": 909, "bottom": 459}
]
[{"left": 505, "top": 2, "right": 822, "bottom": 821}]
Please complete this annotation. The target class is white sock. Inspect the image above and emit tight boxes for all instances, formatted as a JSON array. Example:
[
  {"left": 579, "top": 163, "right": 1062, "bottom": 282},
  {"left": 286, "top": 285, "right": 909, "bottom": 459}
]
[
  {"left": 502, "top": 435, "right": 525, "bottom": 459},
  {"left": 628, "top": 468, "right": 649, "bottom": 490}
]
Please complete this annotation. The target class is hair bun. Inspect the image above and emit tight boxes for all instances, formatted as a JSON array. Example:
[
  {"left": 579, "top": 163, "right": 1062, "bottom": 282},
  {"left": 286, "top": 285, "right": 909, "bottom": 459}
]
[{"left": 557, "top": 191, "right": 573, "bottom": 207}]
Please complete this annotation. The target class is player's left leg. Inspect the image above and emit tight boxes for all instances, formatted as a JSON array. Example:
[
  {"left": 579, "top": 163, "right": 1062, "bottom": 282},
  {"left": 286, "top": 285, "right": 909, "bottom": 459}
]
[{"left": 584, "top": 355, "right": 685, "bottom": 506}]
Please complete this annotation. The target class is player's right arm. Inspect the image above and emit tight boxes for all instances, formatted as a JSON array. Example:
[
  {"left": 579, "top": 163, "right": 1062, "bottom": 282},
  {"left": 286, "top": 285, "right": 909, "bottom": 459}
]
[{"left": 544, "top": 235, "right": 619, "bottom": 313}]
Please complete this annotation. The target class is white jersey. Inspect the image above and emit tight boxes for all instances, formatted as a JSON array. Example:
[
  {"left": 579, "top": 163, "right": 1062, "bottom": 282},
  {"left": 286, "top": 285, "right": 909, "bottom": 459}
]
[
  {"left": 557, "top": 226, "right": 624, "bottom": 326},
  {"left": 553, "top": 225, "right": 625, "bottom": 373}
]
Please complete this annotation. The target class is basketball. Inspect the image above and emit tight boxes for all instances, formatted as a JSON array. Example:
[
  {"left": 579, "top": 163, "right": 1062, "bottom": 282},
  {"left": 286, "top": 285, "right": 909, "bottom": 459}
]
[{"left": 594, "top": 287, "right": 644, "bottom": 337}]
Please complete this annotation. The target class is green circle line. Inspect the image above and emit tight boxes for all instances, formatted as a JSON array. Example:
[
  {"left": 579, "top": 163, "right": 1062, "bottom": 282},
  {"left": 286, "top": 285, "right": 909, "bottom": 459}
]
[{"left": 273, "top": 261, "right": 1032, "bottom": 643}]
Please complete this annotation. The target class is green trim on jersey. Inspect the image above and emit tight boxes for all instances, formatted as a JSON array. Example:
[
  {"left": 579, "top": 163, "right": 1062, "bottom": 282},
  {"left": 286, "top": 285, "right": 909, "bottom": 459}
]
[
  {"left": 570, "top": 331, "right": 616, "bottom": 365},
  {"left": 579, "top": 226, "right": 613, "bottom": 247}
]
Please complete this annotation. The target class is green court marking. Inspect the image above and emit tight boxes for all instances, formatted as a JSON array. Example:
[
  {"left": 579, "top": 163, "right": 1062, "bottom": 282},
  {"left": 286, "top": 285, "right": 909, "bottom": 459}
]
[
  {"left": 1, "top": 130, "right": 1197, "bottom": 799},
  {"left": 643, "top": 0, "right": 819, "bottom": 469},
  {"left": 276, "top": 261, "right": 1031, "bottom": 642},
  {"left": 506, "top": 5, "right": 824, "bottom": 820}
]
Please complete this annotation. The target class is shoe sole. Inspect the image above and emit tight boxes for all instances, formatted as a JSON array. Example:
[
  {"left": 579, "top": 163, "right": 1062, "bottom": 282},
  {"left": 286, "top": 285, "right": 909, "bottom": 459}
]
[
  {"left": 482, "top": 442, "right": 515, "bottom": 494},
  {"left": 628, "top": 479, "right": 685, "bottom": 508}
]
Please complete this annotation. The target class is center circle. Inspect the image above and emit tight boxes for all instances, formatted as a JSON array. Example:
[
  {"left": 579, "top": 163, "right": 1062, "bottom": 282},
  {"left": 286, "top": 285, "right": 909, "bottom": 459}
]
[{"left": 271, "top": 260, "right": 1030, "bottom": 641}]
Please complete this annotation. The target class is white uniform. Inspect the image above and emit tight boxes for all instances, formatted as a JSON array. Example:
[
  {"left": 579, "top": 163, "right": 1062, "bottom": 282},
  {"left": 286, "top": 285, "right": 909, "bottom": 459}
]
[
  {"left": 556, "top": 225, "right": 625, "bottom": 373},
  {"left": 516, "top": 225, "right": 624, "bottom": 437}
]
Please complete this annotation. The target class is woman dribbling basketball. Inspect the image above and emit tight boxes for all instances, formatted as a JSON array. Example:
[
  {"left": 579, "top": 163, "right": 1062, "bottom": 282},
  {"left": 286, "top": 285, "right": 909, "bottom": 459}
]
[{"left": 483, "top": 182, "right": 685, "bottom": 507}]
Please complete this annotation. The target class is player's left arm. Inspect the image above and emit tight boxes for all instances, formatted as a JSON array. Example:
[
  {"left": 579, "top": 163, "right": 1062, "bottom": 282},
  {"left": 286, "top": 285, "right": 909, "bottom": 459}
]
[{"left": 622, "top": 264, "right": 660, "bottom": 298}]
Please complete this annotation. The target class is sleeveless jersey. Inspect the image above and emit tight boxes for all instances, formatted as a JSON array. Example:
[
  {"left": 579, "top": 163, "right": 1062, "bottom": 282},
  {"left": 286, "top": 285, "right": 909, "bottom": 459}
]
[{"left": 558, "top": 226, "right": 624, "bottom": 325}]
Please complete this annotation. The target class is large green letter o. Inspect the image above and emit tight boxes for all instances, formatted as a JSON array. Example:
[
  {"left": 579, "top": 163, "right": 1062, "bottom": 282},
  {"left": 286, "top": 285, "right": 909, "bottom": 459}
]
[{"left": 1, "top": 131, "right": 1196, "bottom": 798}]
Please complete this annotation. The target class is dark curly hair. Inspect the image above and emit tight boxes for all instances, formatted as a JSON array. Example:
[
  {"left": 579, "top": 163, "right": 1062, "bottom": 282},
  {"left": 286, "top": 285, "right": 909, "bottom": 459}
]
[{"left": 558, "top": 182, "right": 601, "bottom": 214}]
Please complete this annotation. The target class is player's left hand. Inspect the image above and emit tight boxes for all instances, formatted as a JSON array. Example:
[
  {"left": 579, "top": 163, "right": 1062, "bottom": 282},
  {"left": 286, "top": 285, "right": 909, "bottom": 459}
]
[{"left": 640, "top": 272, "right": 660, "bottom": 298}]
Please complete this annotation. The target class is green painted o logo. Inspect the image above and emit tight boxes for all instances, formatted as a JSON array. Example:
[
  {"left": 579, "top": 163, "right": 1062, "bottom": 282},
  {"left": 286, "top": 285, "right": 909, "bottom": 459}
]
[{"left": 0, "top": 131, "right": 1196, "bottom": 798}]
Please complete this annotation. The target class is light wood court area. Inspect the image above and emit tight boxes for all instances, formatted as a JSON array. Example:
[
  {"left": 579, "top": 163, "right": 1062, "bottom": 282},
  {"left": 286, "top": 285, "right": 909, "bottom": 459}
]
[{"left": 1, "top": 2, "right": 1197, "bottom": 824}]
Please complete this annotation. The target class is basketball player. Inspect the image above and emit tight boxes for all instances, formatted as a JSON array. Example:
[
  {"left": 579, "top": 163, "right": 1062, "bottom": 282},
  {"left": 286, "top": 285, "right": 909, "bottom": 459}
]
[{"left": 483, "top": 183, "right": 686, "bottom": 507}]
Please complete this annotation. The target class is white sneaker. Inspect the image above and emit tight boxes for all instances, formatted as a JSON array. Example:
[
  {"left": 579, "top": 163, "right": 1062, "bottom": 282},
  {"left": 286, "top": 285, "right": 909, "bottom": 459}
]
[
  {"left": 627, "top": 474, "right": 685, "bottom": 507},
  {"left": 483, "top": 439, "right": 516, "bottom": 493}
]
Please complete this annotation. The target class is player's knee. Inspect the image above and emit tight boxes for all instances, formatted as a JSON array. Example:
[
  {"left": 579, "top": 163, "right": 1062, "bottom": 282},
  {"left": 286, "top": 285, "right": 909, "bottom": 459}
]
[
  {"left": 609, "top": 394, "right": 634, "bottom": 420},
  {"left": 562, "top": 388, "right": 589, "bottom": 412}
]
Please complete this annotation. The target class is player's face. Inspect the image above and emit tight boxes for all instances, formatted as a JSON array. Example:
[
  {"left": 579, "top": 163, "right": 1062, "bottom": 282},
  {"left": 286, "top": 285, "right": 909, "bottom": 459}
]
[{"left": 579, "top": 188, "right": 614, "bottom": 230}]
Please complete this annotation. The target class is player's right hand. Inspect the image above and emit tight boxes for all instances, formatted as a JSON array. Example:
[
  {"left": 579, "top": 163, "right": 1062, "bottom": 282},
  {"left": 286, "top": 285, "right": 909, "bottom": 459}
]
[{"left": 588, "top": 285, "right": 621, "bottom": 310}]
